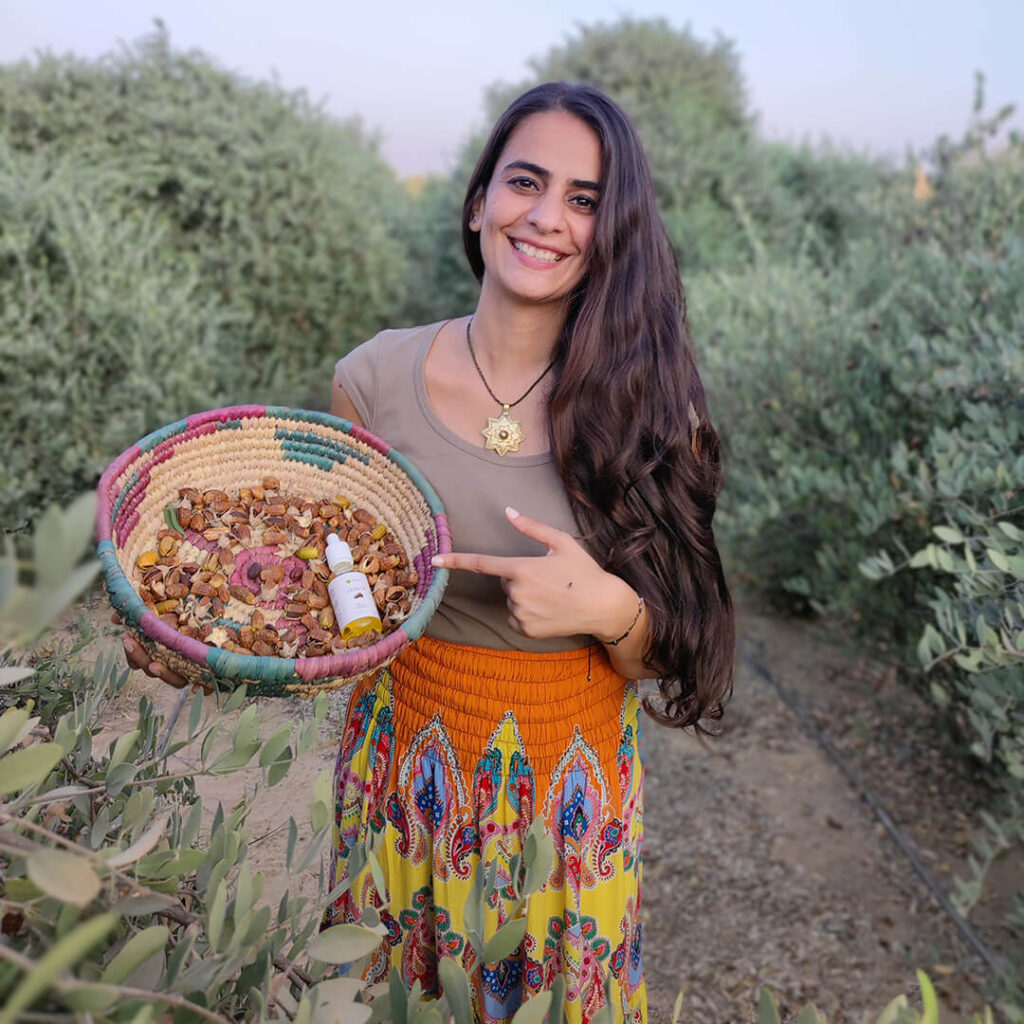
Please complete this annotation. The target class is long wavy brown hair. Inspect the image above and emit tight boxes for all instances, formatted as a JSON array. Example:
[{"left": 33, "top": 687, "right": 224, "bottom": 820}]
[{"left": 462, "top": 82, "right": 734, "bottom": 732}]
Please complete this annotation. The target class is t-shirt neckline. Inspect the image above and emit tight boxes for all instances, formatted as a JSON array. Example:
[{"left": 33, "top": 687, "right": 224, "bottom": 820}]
[{"left": 413, "top": 319, "right": 553, "bottom": 467}]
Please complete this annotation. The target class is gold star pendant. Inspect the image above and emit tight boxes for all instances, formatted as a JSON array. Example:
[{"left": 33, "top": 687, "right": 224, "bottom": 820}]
[{"left": 482, "top": 405, "right": 525, "bottom": 456}]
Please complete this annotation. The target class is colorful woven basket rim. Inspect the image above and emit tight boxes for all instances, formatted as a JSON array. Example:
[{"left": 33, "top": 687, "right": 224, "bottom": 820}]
[{"left": 96, "top": 405, "right": 451, "bottom": 687}]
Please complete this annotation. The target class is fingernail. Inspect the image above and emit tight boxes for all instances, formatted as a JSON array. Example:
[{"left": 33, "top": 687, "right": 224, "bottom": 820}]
[
  {"left": 431, "top": 556, "right": 445, "bottom": 567},
  {"left": 505, "top": 506, "right": 519, "bottom": 519}
]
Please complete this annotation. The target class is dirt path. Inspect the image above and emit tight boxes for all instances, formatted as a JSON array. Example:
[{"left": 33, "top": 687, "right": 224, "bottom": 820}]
[
  {"left": 640, "top": 606, "right": 1009, "bottom": 1023},
  {"left": 61, "top": 594, "right": 1013, "bottom": 1022}
]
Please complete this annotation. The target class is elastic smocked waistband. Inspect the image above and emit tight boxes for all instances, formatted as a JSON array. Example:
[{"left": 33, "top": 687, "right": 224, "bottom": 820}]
[{"left": 382, "top": 635, "right": 633, "bottom": 765}]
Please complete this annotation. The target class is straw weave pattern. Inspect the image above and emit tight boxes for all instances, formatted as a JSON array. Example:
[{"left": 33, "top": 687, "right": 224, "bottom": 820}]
[{"left": 96, "top": 407, "right": 450, "bottom": 697}]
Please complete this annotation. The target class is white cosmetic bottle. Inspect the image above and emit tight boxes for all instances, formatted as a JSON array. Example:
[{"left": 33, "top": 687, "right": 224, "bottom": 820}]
[{"left": 325, "top": 534, "right": 383, "bottom": 641}]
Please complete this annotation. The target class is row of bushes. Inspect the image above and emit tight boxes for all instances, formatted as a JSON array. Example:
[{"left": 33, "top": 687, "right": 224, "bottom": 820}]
[{"left": 0, "top": 26, "right": 409, "bottom": 528}]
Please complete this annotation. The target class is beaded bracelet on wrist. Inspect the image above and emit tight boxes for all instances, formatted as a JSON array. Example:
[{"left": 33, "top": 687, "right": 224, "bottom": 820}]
[{"left": 606, "top": 594, "right": 644, "bottom": 646}]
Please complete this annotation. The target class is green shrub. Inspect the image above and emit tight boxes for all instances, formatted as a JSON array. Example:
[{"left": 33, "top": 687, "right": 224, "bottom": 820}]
[{"left": 0, "top": 24, "right": 409, "bottom": 528}]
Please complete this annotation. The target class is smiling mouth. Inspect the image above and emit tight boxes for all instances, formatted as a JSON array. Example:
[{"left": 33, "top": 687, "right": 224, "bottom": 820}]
[{"left": 511, "top": 238, "right": 565, "bottom": 263}]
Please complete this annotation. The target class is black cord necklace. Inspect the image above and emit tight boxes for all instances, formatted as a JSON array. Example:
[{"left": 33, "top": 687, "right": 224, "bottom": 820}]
[{"left": 466, "top": 317, "right": 556, "bottom": 456}]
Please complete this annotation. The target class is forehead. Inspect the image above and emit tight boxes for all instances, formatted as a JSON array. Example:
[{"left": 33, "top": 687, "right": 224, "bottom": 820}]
[{"left": 496, "top": 110, "right": 602, "bottom": 182}]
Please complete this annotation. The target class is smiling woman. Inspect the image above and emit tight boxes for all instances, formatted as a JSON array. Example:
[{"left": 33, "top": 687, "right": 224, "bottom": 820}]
[{"left": 323, "top": 81, "right": 735, "bottom": 1024}]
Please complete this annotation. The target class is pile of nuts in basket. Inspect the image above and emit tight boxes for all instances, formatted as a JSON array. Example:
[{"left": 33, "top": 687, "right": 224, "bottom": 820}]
[{"left": 133, "top": 477, "right": 418, "bottom": 657}]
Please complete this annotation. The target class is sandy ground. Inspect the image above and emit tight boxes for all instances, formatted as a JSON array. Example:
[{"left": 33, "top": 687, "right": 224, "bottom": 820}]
[{"left": 49, "top": 591, "right": 1020, "bottom": 1023}]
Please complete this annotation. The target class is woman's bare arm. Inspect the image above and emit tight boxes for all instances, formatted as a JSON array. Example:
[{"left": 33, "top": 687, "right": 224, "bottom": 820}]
[{"left": 330, "top": 379, "right": 365, "bottom": 427}]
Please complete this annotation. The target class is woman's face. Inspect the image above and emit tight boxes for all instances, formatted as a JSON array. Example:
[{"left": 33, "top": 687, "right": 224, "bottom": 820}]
[{"left": 470, "top": 110, "right": 602, "bottom": 306}]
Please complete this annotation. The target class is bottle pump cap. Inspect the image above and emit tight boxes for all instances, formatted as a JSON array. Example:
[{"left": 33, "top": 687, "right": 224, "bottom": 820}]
[{"left": 325, "top": 533, "right": 353, "bottom": 572}]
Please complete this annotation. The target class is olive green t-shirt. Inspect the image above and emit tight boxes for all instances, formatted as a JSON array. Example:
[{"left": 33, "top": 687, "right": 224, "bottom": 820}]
[{"left": 334, "top": 320, "right": 591, "bottom": 653}]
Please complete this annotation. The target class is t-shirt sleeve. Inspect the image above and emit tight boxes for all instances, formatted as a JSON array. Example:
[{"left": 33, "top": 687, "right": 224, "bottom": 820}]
[{"left": 334, "top": 334, "right": 382, "bottom": 431}]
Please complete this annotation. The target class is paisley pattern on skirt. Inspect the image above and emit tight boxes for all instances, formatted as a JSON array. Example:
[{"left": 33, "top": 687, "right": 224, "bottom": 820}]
[{"left": 322, "top": 636, "right": 645, "bottom": 1024}]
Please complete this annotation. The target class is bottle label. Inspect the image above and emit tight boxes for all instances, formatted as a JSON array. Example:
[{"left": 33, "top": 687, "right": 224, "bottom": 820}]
[{"left": 328, "top": 572, "right": 379, "bottom": 627}]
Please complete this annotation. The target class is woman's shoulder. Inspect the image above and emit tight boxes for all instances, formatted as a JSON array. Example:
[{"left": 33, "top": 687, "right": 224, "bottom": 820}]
[{"left": 351, "top": 320, "right": 445, "bottom": 359}]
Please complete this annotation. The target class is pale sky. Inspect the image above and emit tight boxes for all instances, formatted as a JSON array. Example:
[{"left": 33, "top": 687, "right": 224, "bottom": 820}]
[{"left": 2, "top": 0, "right": 1021, "bottom": 176}]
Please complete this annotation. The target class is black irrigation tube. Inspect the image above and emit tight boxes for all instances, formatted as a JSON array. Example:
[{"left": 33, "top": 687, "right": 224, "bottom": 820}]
[{"left": 744, "top": 646, "right": 1009, "bottom": 981}]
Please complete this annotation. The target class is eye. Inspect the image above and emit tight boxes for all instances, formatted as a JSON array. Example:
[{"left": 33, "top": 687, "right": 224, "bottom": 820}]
[
  {"left": 571, "top": 194, "right": 598, "bottom": 212},
  {"left": 507, "top": 175, "right": 539, "bottom": 191}
]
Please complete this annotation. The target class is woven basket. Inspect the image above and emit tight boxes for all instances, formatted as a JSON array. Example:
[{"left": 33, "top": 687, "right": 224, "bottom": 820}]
[{"left": 96, "top": 406, "right": 451, "bottom": 697}]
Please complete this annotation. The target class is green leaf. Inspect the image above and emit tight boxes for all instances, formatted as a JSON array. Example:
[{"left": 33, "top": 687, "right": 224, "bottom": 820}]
[
  {"left": 223, "top": 683, "right": 250, "bottom": 714},
  {"left": 794, "top": 1005, "right": 825, "bottom": 1024},
  {"left": 309, "top": 923, "right": 385, "bottom": 964},
  {"left": 510, "top": 991, "right": 552, "bottom": 1024},
  {"left": 259, "top": 722, "right": 293, "bottom": 767},
  {"left": 548, "top": 975, "right": 566, "bottom": 1024},
  {"left": 268, "top": 746, "right": 293, "bottom": 786},
  {"left": 0, "top": 706, "right": 31, "bottom": 756},
  {"left": 0, "top": 666, "right": 34, "bottom": 688},
  {"left": 0, "top": 912, "right": 117, "bottom": 1023},
  {"left": 312, "top": 768, "right": 332, "bottom": 831},
  {"left": 309, "top": 978, "right": 372, "bottom": 1024},
  {"left": 367, "top": 848, "right": 388, "bottom": 902},
  {"left": 671, "top": 988, "right": 685, "bottom": 1024},
  {"left": 109, "top": 729, "right": 141, "bottom": 769},
  {"left": 208, "top": 878, "right": 227, "bottom": 952},
  {"left": 757, "top": 986, "right": 782, "bottom": 1024},
  {"left": 482, "top": 916, "right": 527, "bottom": 963},
  {"left": 105, "top": 761, "right": 138, "bottom": 796},
  {"left": 188, "top": 687, "right": 205, "bottom": 737},
  {"left": 908, "top": 547, "right": 933, "bottom": 569},
  {"left": 110, "top": 893, "right": 175, "bottom": 916},
  {"left": 26, "top": 847, "right": 101, "bottom": 907},
  {"left": 438, "top": 957, "right": 473, "bottom": 1024},
  {"left": 101, "top": 925, "right": 170, "bottom": 985},
  {"left": 933, "top": 525, "right": 964, "bottom": 544},
  {"left": 874, "top": 994, "right": 910, "bottom": 1024},
  {"left": 200, "top": 723, "right": 220, "bottom": 765},
  {"left": 0, "top": 742, "right": 63, "bottom": 794},
  {"left": 986, "top": 548, "right": 1010, "bottom": 572},
  {"left": 917, "top": 970, "right": 939, "bottom": 1024},
  {"left": 108, "top": 813, "right": 169, "bottom": 869},
  {"left": 522, "top": 830, "right": 555, "bottom": 896}
]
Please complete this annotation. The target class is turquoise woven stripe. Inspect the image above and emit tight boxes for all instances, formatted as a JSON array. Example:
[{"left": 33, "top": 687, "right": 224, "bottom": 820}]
[
  {"left": 267, "top": 406, "right": 350, "bottom": 431},
  {"left": 100, "top": 551, "right": 146, "bottom": 627},
  {"left": 109, "top": 468, "right": 142, "bottom": 525},
  {"left": 387, "top": 447, "right": 446, "bottom": 517},
  {"left": 137, "top": 416, "right": 189, "bottom": 454},
  {"left": 274, "top": 428, "right": 370, "bottom": 466},
  {"left": 206, "top": 645, "right": 297, "bottom": 682},
  {"left": 401, "top": 568, "right": 449, "bottom": 642},
  {"left": 283, "top": 451, "right": 333, "bottom": 472},
  {"left": 219, "top": 419, "right": 243, "bottom": 430}
]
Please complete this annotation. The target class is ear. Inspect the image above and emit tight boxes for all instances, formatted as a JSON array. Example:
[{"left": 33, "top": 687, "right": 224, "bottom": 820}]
[{"left": 468, "top": 194, "right": 483, "bottom": 230}]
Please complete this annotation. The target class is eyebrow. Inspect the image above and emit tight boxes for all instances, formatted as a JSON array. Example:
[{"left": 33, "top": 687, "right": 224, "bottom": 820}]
[{"left": 501, "top": 160, "right": 601, "bottom": 192}]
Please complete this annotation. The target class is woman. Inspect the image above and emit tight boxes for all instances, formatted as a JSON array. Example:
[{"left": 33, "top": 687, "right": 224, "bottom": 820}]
[
  {"left": 323, "top": 82, "right": 734, "bottom": 1023},
  {"left": 124, "top": 81, "right": 733, "bottom": 1022}
]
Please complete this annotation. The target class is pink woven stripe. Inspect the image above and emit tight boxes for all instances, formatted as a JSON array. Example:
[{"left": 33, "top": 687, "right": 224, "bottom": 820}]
[
  {"left": 140, "top": 610, "right": 210, "bottom": 662},
  {"left": 113, "top": 464, "right": 153, "bottom": 543},
  {"left": 435, "top": 513, "right": 453, "bottom": 552},
  {"left": 119, "top": 510, "right": 140, "bottom": 544},
  {"left": 96, "top": 445, "right": 141, "bottom": 541},
  {"left": 347, "top": 423, "right": 391, "bottom": 455},
  {"left": 186, "top": 405, "right": 266, "bottom": 430},
  {"left": 294, "top": 627, "right": 406, "bottom": 681},
  {"left": 412, "top": 527, "right": 439, "bottom": 598}
]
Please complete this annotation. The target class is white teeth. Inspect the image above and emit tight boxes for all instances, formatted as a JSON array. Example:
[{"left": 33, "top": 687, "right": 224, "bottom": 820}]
[{"left": 512, "top": 239, "right": 563, "bottom": 262}]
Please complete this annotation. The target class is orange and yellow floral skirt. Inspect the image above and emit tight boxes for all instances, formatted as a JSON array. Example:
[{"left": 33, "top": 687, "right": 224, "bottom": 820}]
[{"left": 322, "top": 635, "right": 646, "bottom": 1024}]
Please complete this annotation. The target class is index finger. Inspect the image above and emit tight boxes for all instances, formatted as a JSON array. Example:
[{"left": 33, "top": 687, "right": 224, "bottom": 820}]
[{"left": 432, "top": 552, "right": 522, "bottom": 578}]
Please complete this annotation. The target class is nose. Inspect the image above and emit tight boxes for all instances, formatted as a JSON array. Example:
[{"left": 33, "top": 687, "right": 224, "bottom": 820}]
[{"left": 526, "top": 189, "right": 565, "bottom": 234}]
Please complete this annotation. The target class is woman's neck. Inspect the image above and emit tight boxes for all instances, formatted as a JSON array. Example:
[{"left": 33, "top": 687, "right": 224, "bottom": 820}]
[{"left": 470, "top": 282, "right": 566, "bottom": 378}]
